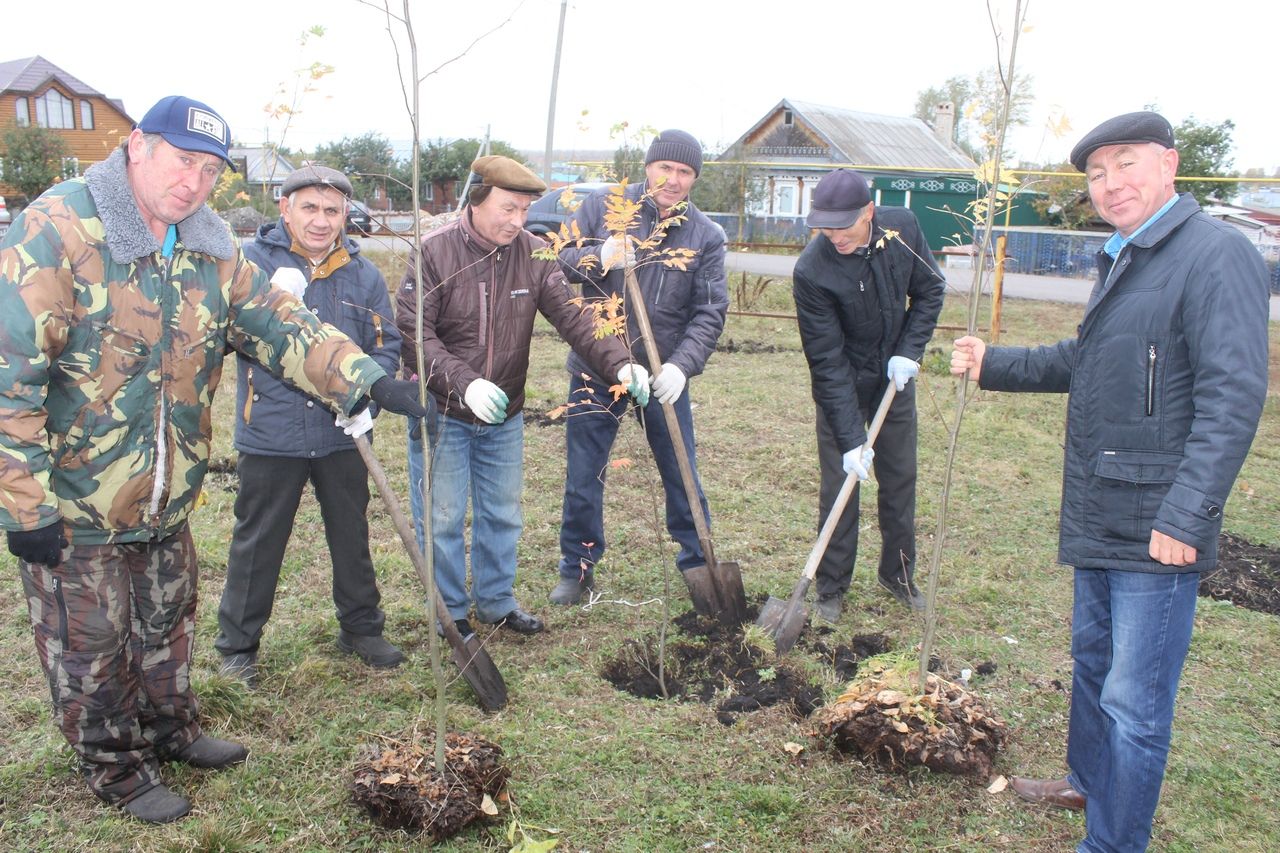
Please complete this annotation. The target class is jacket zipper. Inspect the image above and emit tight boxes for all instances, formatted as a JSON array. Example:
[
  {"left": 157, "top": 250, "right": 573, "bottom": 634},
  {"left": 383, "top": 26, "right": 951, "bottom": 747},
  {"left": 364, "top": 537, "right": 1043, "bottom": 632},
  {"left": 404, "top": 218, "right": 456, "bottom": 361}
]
[
  {"left": 484, "top": 250, "right": 499, "bottom": 378},
  {"left": 52, "top": 575, "right": 70, "bottom": 649},
  {"left": 148, "top": 255, "right": 171, "bottom": 526},
  {"left": 1146, "top": 344, "right": 1156, "bottom": 416}
]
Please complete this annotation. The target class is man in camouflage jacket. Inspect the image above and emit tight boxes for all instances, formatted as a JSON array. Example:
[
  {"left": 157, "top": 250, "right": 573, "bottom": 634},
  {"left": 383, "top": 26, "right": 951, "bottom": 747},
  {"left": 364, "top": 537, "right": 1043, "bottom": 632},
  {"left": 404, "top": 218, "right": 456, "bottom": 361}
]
[{"left": 0, "top": 96, "right": 425, "bottom": 823}]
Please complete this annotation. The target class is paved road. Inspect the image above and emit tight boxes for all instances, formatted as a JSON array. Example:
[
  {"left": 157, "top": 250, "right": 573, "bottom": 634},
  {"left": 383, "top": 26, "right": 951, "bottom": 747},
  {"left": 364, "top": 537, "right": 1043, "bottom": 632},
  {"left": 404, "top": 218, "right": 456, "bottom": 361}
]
[{"left": 726, "top": 250, "right": 1280, "bottom": 320}]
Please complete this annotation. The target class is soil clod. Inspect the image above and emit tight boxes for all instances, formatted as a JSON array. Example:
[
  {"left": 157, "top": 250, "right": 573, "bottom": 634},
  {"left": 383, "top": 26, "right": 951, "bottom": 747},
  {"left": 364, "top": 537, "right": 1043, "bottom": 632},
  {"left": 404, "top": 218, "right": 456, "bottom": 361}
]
[{"left": 351, "top": 732, "right": 509, "bottom": 841}]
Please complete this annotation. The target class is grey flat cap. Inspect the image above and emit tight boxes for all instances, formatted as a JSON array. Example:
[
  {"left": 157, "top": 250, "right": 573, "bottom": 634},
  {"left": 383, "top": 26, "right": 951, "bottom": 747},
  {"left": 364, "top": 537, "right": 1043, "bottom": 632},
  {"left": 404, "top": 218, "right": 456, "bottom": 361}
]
[{"left": 281, "top": 164, "right": 353, "bottom": 198}]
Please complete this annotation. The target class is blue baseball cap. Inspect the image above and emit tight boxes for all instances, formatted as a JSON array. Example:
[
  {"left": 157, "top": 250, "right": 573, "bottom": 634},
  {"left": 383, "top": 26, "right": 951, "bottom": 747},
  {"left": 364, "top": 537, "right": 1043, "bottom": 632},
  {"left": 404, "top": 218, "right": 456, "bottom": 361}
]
[{"left": 137, "top": 96, "right": 236, "bottom": 170}]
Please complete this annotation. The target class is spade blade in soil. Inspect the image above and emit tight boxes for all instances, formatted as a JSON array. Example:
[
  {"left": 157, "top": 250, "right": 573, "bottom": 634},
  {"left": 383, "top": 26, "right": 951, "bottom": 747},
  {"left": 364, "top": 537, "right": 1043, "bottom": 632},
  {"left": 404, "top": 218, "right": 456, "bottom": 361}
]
[
  {"left": 353, "top": 434, "right": 508, "bottom": 712},
  {"left": 448, "top": 631, "right": 508, "bottom": 714},
  {"left": 756, "top": 595, "right": 789, "bottom": 634},
  {"left": 758, "top": 575, "right": 813, "bottom": 654}
]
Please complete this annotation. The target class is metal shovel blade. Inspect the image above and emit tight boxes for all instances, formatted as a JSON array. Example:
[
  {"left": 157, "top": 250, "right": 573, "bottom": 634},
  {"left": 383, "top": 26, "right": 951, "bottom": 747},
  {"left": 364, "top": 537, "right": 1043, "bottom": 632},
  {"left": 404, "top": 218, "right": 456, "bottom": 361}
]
[
  {"left": 353, "top": 434, "right": 507, "bottom": 712},
  {"left": 757, "top": 575, "right": 813, "bottom": 654}
]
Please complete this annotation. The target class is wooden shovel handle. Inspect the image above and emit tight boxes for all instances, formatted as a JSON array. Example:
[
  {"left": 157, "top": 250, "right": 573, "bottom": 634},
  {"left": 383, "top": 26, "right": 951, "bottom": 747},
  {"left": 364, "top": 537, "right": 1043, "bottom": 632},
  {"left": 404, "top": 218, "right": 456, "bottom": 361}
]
[
  {"left": 623, "top": 267, "right": 717, "bottom": 560},
  {"left": 800, "top": 383, "right": 899, "bottom": 582}
]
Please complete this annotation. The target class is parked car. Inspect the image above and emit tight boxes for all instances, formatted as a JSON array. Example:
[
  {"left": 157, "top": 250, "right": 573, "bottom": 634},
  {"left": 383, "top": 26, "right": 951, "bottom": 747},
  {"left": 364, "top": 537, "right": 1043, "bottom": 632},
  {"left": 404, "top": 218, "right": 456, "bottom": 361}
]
[
  {"left": 346, "top": 199, "right": 374, "bottom": 235},
  {"left": 0, "top": 195, "right": 10, "bottom": 239},
  {"left": 524, "top": 182, "right": 616, "bottom": 239}
]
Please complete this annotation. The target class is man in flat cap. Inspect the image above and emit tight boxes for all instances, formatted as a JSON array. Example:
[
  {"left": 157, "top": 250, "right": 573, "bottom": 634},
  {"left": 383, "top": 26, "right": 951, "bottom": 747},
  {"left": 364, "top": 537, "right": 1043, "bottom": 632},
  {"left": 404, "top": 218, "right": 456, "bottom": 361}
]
[
  {"left": 0, "top": 96, "right": 426, "bottom": 822},
  {"left": 215, "top": 163, "right": 406, "bottom": 687},
  {"left": 792, "top": 168, "right": 944, "bottom": 621},
  {"left": 396, "top": 155, "right": 648, "bottom": 636},
  {"left": 549, "top": 129, "right": 730, "bottom": 608},
  {"left": 952, "top": 111, "right": 1268, "bottom": 851}
]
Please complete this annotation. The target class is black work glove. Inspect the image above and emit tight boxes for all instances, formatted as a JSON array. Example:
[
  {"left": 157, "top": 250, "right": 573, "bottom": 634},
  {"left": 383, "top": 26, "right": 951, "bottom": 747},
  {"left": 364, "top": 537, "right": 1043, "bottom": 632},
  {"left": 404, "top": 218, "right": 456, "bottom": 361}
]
[
  {"left": 7, "top": 524, "right": 69, "bottom": 567},
  {"left": 365, "top": 377, "right": 428, "bottom": 441}
]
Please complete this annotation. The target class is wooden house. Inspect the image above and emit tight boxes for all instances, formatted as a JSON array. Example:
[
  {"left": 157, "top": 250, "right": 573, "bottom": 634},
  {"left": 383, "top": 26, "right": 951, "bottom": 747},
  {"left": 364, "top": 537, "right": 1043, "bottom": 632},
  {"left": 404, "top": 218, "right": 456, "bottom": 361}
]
[{"left": 0, "top": 55, "right": 133, "bottom": 199}]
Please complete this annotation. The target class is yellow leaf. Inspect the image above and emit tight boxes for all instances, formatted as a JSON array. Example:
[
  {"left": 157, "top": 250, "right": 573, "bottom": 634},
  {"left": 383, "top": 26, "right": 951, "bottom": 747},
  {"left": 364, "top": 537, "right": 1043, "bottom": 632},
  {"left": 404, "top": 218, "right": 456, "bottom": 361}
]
[
  {"left": 480, "top": 794, "right": 499, "bottom": 816},
  {"left": 987, "top": 775, "right": 1008, "bottom": 794},
  {"left": 380, "top": 773, "right": 402, "bottom": 785},
  {"left": 546, "top": 405, "right": 568, "bottom": 421},
  {"left": 783, "top": 741, "right": 805, "bottom": 756}
]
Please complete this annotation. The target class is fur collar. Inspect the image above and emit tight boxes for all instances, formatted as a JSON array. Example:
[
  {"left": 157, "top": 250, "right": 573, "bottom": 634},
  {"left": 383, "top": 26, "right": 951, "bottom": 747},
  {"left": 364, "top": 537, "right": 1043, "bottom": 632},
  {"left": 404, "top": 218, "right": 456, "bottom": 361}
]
[{"left": 84, "top": 148, "right": 236, "bottom": 264}]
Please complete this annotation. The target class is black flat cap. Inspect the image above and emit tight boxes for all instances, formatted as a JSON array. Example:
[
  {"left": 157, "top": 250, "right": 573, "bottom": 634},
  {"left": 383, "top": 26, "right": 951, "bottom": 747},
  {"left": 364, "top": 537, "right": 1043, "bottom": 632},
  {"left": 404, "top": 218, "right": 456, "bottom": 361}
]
[
  {"left": 281, "top": 165, "right": 353, "bottom": 198},
  {"left": 472, "top": 155, "right": 546, "bottom": 194},
  {"left": 1069, "top": 111, "right": 1174, "bottom": 172},
  {"left": 806, "top": 169, "right": 872, "bottom": 229}
]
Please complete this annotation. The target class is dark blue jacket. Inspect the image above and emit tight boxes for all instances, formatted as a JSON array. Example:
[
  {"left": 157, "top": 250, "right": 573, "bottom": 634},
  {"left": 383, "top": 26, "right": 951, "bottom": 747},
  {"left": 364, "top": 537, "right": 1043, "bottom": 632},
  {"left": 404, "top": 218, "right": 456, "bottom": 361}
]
[
  {"left": 980, "top": 194, "right": 1269, "bottom": 572},
  {"left": 234, "top": 219, "right": 401, "bottom": 457},
  {"left": 792, "top": 206, "right": 945, "bottom": 453},
  {"left": 558, "top": 181, "right": 728, "bottom": 381}
]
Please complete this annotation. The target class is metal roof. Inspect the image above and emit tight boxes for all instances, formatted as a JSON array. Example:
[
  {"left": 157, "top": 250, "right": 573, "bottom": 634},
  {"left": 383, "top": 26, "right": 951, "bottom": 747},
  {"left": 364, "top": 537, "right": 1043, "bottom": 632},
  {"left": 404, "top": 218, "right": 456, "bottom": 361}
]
[
  {"left": 228, "top": 146, "right": 298, "bottom": 184},
  {"left": 724, "top": 98, "right": 975, "bottom": 171}
]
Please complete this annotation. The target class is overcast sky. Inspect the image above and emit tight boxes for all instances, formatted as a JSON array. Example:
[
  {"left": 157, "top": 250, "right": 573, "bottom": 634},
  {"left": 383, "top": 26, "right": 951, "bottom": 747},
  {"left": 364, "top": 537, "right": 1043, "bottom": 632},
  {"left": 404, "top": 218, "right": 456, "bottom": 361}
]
[{"left": 11, "top": 0, "right": 1279, "bottom": 172}]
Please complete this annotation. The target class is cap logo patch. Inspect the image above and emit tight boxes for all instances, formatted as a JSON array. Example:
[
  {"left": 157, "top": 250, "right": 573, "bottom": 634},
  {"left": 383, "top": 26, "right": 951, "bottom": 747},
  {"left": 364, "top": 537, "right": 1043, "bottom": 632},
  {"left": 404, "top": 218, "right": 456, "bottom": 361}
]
[{"left": 187, "top": 107, "right": 226, "bottom": 143}]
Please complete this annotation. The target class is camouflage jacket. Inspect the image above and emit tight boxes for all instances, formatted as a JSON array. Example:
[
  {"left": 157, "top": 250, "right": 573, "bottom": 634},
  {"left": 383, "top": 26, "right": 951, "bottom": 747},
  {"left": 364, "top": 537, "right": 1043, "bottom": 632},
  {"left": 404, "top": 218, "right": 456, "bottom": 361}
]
[{"left": 0, "top": 148, "right": 386, "bottom": 544}]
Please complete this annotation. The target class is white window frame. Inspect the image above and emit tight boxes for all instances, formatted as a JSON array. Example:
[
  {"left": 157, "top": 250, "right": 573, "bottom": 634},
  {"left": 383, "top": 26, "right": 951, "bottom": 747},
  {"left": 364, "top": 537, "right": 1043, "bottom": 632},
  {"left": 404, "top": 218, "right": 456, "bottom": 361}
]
[{"left": 36, "top": 89, "right": 74, "bottom": 129}]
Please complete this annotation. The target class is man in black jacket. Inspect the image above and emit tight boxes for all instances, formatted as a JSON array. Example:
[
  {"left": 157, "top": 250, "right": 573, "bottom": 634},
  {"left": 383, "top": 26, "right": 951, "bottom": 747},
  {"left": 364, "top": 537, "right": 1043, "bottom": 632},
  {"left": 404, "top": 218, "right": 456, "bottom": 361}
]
[
  {"left": 951, "top": 112, "right": 1268, "bottom": 852},
  {"left": 792, "top": 169, "right": 945, "bottom": 621}
]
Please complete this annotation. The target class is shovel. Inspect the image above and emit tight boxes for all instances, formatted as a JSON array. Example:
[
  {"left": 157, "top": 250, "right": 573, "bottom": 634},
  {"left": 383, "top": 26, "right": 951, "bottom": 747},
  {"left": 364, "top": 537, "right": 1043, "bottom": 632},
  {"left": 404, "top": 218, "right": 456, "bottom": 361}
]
[
  {"left": 623, "top": 267, "right": 748, "bottom": 624},
  {"left": 352, "top": 433, "right": 508, "bottom": 713},
  {"left": 757, "top": 382, "right": 898, "bottom": 653}
]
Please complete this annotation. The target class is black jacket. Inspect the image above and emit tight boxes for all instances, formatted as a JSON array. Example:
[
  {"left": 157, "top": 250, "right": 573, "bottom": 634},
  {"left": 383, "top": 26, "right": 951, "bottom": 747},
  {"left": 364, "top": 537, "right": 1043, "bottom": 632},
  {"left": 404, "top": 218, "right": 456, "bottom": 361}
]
[
  {"left": 980, "top": 194, "right": 1269, "bottom": 572},
  {"left": 793, "top": 206, "right": 945, "bottom": 452}
]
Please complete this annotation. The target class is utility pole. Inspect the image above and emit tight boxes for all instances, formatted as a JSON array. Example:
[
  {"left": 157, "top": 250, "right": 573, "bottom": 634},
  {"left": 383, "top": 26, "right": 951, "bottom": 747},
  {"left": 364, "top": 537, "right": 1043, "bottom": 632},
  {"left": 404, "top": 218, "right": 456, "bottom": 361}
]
[{"left": 542, "top": 0, "right": 568, "bottom": 184}]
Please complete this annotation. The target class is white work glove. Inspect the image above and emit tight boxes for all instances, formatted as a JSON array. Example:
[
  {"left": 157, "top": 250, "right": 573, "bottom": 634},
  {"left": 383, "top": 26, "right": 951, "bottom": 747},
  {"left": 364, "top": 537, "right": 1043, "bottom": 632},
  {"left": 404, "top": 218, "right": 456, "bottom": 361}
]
[
  {"left": 335, "top": 408, "right": 373, "bottom": 438},
  {"left": 886, "top": 355, "right": 920, "bottom": 392},
  {"left": 464, "top": 378, "right": 508, "bottom": 424},
  {"left": 651, "top": 363, "right": 687, "bottom": 406},
  {"left": 270, "top": 266, "right": 308, "bottom": 300},
  {"left": 599, "top": 234, "right": 635, "bottom": 272},
  {"left": 617, "top": 364, "right": 650, "bottom": 407},
  {"left": 842, "top": 444, "right": 875, "bottom": 481}
]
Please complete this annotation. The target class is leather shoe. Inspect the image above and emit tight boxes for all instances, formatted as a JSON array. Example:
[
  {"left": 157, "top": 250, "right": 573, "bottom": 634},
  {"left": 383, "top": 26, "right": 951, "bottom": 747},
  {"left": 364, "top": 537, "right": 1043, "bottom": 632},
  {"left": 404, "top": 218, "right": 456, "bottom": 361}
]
[
  {"left": 815, "top": 593, "right": 844, "bottom": 624},
  {"left": 167, "top": 735, "right": 248, "bottom": 770},
  {"left": 549, "top": 572, "right": 593, "bottom": 605},
  {"left": 1009, "top": 776, "right": 1085, "bottom": 811},
  {"left": 492, "top": 607, "right": 544, "bottom": 635},
  {"left": 338, "top": 630, "right": 406, "bottom": 668},
  {"left": 220, "top": 651, "right": 258, "bottom": 689},
  {"left": 121, "top": 783, "right": 192, "bottom": 823},
  {"left": 878, "top": 570, "right": 926, "bottom": 611},
  {"left": 437, "top": 618, "right": 474, "bottom": 639}
]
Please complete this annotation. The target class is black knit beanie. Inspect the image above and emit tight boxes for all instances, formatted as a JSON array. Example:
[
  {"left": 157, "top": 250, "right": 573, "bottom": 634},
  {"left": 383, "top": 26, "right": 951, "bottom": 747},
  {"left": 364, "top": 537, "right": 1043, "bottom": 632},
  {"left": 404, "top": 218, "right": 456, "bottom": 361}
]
[{"left": 645, "top": 129, "right": 703, "bottom": 176}]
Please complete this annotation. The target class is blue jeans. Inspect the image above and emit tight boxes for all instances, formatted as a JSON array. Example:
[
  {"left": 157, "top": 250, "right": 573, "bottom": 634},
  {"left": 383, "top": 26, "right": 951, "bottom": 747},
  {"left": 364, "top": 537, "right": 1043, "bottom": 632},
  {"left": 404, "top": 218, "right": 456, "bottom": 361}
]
[
  {"left": 1066, "top": 567, "right": 1199, "bottom": 853},
  {"left": 558, "top": 374, "right": 709, "bottom": 578},
  {"left": 407, "top": 410, "right": 524, "bottom": 623}
]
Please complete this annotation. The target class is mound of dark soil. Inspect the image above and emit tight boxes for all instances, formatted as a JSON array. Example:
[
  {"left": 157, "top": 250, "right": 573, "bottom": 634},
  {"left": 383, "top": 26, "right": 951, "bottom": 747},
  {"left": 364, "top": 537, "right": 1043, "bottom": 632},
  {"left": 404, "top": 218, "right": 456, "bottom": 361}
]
[
  {"left": 1200, "top": 533, "right": 1280, "bottom": 615},
  {"left": 601, "top": 610, "right": 822, "bottom": 724},
  {"left": 810, "top": 632, "right": 892, "bottom": 681},
  {"left": 351, "top": 732, "right": 508, "bottom": 840}
]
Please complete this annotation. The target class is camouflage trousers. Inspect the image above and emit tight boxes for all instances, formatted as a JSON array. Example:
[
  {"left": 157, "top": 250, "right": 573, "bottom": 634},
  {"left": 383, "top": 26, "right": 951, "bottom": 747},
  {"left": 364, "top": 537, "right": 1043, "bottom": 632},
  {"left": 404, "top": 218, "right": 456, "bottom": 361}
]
[{"left": 19, "top": 525, "right": 203, "bottom": 805}]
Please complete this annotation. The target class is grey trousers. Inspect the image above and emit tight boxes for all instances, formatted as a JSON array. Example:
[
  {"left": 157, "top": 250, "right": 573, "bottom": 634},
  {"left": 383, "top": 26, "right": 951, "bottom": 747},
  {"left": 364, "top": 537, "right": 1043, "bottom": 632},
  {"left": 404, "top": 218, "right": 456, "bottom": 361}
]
[
  {"left": 215, "top": 450, "right": 385, "bottom": 656},
  {"left": 814, "top": 381, "right": 918, "bottom": 598}
]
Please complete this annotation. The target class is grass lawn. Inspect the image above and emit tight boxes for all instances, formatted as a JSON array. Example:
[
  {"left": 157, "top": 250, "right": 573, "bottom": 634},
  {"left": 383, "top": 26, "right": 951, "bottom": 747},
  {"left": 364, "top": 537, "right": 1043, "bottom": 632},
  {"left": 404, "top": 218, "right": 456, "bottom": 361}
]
[{"left": 1, "top": 261, "right": 1277, "bottom": 852}]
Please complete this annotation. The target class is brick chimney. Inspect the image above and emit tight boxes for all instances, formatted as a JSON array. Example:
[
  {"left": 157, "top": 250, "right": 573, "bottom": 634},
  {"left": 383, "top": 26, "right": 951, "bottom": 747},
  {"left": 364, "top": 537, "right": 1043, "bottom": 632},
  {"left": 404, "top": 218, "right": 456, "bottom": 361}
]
[{"left": 934, "top": 102, "right": 955, "bottom": 147}]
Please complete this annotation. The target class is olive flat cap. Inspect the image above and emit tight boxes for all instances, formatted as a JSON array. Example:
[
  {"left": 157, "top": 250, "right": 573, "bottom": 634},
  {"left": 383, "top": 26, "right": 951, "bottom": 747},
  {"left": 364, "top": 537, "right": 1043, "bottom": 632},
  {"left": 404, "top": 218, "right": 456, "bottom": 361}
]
[
  {"left": 281, "top": 164, "right": 353, "bottom": 198},
  {"left": 807, "top": 169, "right": 872, "bottom": 229},
  {"left": 472, "top": 155, "right": 546, "bottom": 194},
  {"left": 1069, "top": 111, "right": 1174, "bottom": 172}
]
